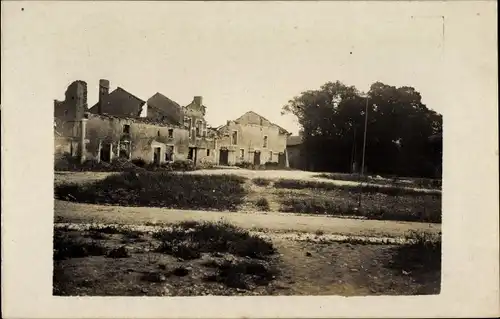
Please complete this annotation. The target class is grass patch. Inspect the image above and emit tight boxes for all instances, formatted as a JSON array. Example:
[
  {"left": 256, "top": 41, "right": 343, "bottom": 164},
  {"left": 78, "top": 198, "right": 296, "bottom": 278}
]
[
  {"left": 388, "top": 230, "right": 441, "bottom": 274},
  {"left": 55, "top": 171, "right": 247, "bottom": 211},
  {"left": 54, "top": 229, "right": 107, "bottom": 260},
  {"left": 253, "top": 178, "right": 272, "bottom": 187},
  {"left": 274, "top": 178, "right": 440, "bottom": 197},
  {"left": 203, "top": 259, "right": 278, "bottom": 290},
  {"left": 317, "top": 173, "right": 442, "bottom": 190},
  {"left": 316, "top": 173, "right": 363, "bottom": 182},
  {"left": 280, "top": 197, "right": 441, "bottom": 223},
  {"left": 153, "top": 221, "right": 276, "bottom": 260},
  {"left": 255, "top": 197, "right": 271, "bottom": 211}
]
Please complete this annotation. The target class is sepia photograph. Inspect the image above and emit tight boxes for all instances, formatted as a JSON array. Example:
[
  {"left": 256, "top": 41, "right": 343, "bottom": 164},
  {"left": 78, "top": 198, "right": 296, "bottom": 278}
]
[
  {"left": 51, "top": 1, "right": 443, "bottom": 297},
  {"left": 1, "top": 1, "right": 498, "bottom": 318}
]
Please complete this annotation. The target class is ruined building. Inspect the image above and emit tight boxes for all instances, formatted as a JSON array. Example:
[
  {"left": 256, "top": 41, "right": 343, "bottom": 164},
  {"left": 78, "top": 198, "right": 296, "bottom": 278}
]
[
  {"left": 215, "top": 111, "right": 290, "bottom": 166},
  {"left": 54, "top": 79, "right": 290, "bottom": 167}
]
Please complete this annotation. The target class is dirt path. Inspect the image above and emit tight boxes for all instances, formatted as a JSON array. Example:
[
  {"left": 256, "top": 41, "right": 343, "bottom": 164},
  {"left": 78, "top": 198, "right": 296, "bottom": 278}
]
[{"left": 54, "top": 200, "right": 440, "bottom": 238}]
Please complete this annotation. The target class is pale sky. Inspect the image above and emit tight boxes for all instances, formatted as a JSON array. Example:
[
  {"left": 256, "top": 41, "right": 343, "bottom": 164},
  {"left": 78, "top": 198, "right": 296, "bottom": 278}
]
[{"left": 2, "top": 1, "right": 493, "bottom": 134}]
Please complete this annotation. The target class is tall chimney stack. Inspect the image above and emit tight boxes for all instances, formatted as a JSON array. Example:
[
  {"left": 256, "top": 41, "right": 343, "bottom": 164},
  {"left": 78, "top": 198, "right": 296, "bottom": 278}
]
[
  {"left": 194, "top": 96, "right": 203, "bottom": 107},
  {"left": 98, "top": 79, "right": 110, "bottom": 114}
]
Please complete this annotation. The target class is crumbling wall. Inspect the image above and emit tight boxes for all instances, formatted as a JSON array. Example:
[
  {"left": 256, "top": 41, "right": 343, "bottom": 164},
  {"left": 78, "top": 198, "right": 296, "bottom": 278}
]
[
  {"left": 84, "top": 114, "right": 210, "bottom": 163},
  {"left": 216, "top": 118, "right": 288, "bottom": 165},
  {"left": 54, "top": 80, "right": 88, "bottom": 121}
]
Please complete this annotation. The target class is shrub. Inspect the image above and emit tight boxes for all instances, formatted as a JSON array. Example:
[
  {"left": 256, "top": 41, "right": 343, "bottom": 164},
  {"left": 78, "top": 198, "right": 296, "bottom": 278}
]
[
  {"left": 280, "top": 198, "right": 441, "bottom": 223},
  {"left": 197, "top": 159, "right": 216, "bottom": 169},
  {"left": 388, "top": 230, "right": 441, "bottom": 273},
  {"left": 203, "top": 259, "right": 278, "bottom": 290},
  {"left": 54, "top": 153, "right": 143, "bottom": 173},
  {"left": 253, "top": 178, "right": 271, "bottom": 187},
  {"left": 235, "top": 161, "right": 254, "bottom": 169},
  {"left": 255, "top": 197, "right": 270, "bottom": 211},
  {"left": 106, "top": 246, "right": 131, "bottom": 258},
  {"left": 170, "top": 159, "right": 195, "bottom": 171},
  {"left": 316, "top": 173, "right": 362, "bottom": 182},
  {"left": 281, "top": 198, "right": 343, "bottom": 215},
  {"left": 318, "top": 173, "right": 442, "bottom": 190},
  {"left": 53, "top": 230, "right": 107, "bottom": 260},
  {"left": 274, "top": 178, "right": 440, "bottom": 197},
  {"left": 55, "top": 171, "right": 247, "bottom": 211},
  {"left": 131, "top": 158, "right": 147, "bottom": 167},
  {"left": 154, "top": 221, "right": 276, "bottom": 259}
]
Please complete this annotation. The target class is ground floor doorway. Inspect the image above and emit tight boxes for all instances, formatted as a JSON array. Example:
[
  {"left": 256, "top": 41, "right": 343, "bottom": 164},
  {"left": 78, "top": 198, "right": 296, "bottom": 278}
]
[
  {"left": 188, "top": 147, "right": 198, "bottom": 164},
  {"left": 253, "top": 151, "right": 261, "bottom": 165},
  {"left": 278, "top": 152, "right": 286, "bottom": 167},
  {"left": 219, "top": 149, "right": 229, "bottom": 166},
  {"left": 100, "top": 143, "right": 112, "bottom": 162},
  {"left": 153, "top": 147, "right": 161, "bottom": 165}
]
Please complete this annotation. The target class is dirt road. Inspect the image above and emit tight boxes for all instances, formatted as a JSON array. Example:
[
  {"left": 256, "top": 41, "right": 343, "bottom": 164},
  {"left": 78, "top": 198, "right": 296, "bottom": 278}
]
[{"left": 54, "top": 200, "right": 440, "bottom": 238}]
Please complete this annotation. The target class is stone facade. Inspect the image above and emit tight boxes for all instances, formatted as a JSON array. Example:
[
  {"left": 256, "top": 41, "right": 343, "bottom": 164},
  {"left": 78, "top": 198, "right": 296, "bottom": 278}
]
[
  {"left": 54, "top": 80, "right": 217, "bottom": 165},
  {"left": 54, "top": 80, "right": 290, "bottom": 168},
  {"left": 215, "top": 111, "right": 290, "bottom": 167}
]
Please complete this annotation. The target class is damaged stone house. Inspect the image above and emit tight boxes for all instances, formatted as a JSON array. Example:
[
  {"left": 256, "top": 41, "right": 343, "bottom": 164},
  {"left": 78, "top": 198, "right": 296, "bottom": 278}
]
[
  {"left": 54, "top": 79, "right": 216, "bottom": 165},
  {"left": 215, "top": 111, "right": 290, "bottom": 166},
  {"left": 54, "top": 79, "right": 290, "bottom": 168}
]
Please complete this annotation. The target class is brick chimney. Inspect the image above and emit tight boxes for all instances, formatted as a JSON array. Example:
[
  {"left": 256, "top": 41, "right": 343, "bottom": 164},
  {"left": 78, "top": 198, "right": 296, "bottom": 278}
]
[{"left": 98, "top": 79, "right": 110, "bottom": 114}]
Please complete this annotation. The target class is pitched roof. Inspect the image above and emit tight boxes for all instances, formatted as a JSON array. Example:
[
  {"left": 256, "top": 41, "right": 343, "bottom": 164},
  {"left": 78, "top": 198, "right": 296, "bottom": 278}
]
[
  {"left": 287, "top": 135, "right": 303, "bottom": 146},
  {"left": 146, "top": 92, "right": 182, "bottom": 125},
  {"left": 89, "top": 87, "right": 145, "bottom": 117},
  {"left": 232, "top": 111, "right": 290, "bottom": 135}
]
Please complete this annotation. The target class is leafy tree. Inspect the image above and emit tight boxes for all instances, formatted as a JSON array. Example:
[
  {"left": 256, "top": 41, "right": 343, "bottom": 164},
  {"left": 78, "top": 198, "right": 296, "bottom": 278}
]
[{"left": 282, "top": 81, "right": 442, "bottom": 178}]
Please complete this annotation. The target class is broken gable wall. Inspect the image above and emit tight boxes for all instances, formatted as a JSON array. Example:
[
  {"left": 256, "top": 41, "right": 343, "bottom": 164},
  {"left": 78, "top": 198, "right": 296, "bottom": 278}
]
[{"left": 216, "top": 112, "right": 288, "bottom": 165}]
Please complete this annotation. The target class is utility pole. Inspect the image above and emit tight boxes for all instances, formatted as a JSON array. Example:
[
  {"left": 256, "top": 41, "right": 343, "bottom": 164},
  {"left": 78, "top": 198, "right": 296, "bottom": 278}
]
[
  {"left": 361, "top": 95, "right": 369, "bottom": 176},
  {"left": 358, "top": 93, "right": 370, "bottom": 209}
]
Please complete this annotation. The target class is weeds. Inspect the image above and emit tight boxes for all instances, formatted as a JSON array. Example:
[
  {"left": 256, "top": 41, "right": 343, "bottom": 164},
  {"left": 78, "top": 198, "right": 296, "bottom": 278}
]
[
  {"left": 253, "top": 178, "right": 272, "bottom": 187},
  {"left": 154, "top": 221, "right": 276, "bottom": 260},
  {"left": 317, "top": 173, "right": 442, "bottom": 190},
  {"left": 55, "top": 171, "right": 247, "bottom": 211},
  {"left": 280, "top": 197, "right": 441, "bottom": 223},
  {"left": 53, "top": 230, "right": 107, "bottom": 260},
  {"left": 388, "top": 230, "right": 441, "bottom": 274},
  {"left": 203, "top": 259, "right": 278, "bottom": 290},
  {"left": 255, "top": 197, "right": 271, "bottom": 211},
  {"left": 274, "top": 179, "right": 440, "bottom": 197}
]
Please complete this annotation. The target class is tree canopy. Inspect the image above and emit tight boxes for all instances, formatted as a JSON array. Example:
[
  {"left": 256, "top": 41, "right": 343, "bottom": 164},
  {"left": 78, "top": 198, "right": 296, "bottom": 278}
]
[{"left": 282, "top": 81, "right": 443, "bottom": 178}]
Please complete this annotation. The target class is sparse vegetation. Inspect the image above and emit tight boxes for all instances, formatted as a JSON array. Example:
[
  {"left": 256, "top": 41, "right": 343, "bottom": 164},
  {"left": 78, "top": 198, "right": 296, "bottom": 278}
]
[
  {"left": 388, "top": 230, "right": 441, "bottom": 275},
  {"left": 56, "top": 153, "right": 199, "bottom": 172},
  {"left": 203, "top": 259, "right": 278, "bottom": 290},
  {"left": 255, "top": 197, "right": 271, "bottom": 211},
  {"left": 55, "top": 154, "right": 143, "bottom": 172},
  {"left": 53, "top": 229, "right": 107, "bottom": 260},
  {"left": 55, "top": 171, "right": 247, "bottom": 211},
  {"left": 253, "top": 178, "right": 272, "bottom": 187},
  {"left": 234, "top": 161, "right": 289, "bottom": 170},
  {"left": 317, "top": 173, "right": 442, "bottom": 190},
  {"left": 281, "top": 197, "right": 441, "bottom": 223},
  {"left": 154, "top": 221, "right": 276, "bottom": 260},
  {"left": 274, "top": 178, "right": 440, "bottom": 196}
]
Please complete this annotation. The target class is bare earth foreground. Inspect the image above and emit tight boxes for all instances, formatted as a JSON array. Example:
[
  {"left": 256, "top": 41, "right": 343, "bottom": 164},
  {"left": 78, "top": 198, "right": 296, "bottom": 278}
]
[{"left": 53, "top": 170, "right": 441, "bottom": 296}]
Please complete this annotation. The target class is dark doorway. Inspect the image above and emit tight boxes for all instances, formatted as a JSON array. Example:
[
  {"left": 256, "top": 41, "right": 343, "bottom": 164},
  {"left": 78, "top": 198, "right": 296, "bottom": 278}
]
[
  {"left": 253, "top": 151, "right": 261, "bottom": 165},
  {"left": 278, "top": 152, "right": 286, "bottom": 167},
  {"left": 188, "top": 147, "right": 197, "bottom": 164},
  {"left": 165, "top": 145, "right": 174, "bottom": 162},
  {"left": 119, "top": 141, "right": 130, "bottom": 159},
  {"left": 219, "top": 149, "right": 229, "bottom": 166},
  {"left": 153, "top": 147, "right": 161, "bottom": 165},
  {"left": 100, "top": 143, "right": 111, "bottom": 162}
]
